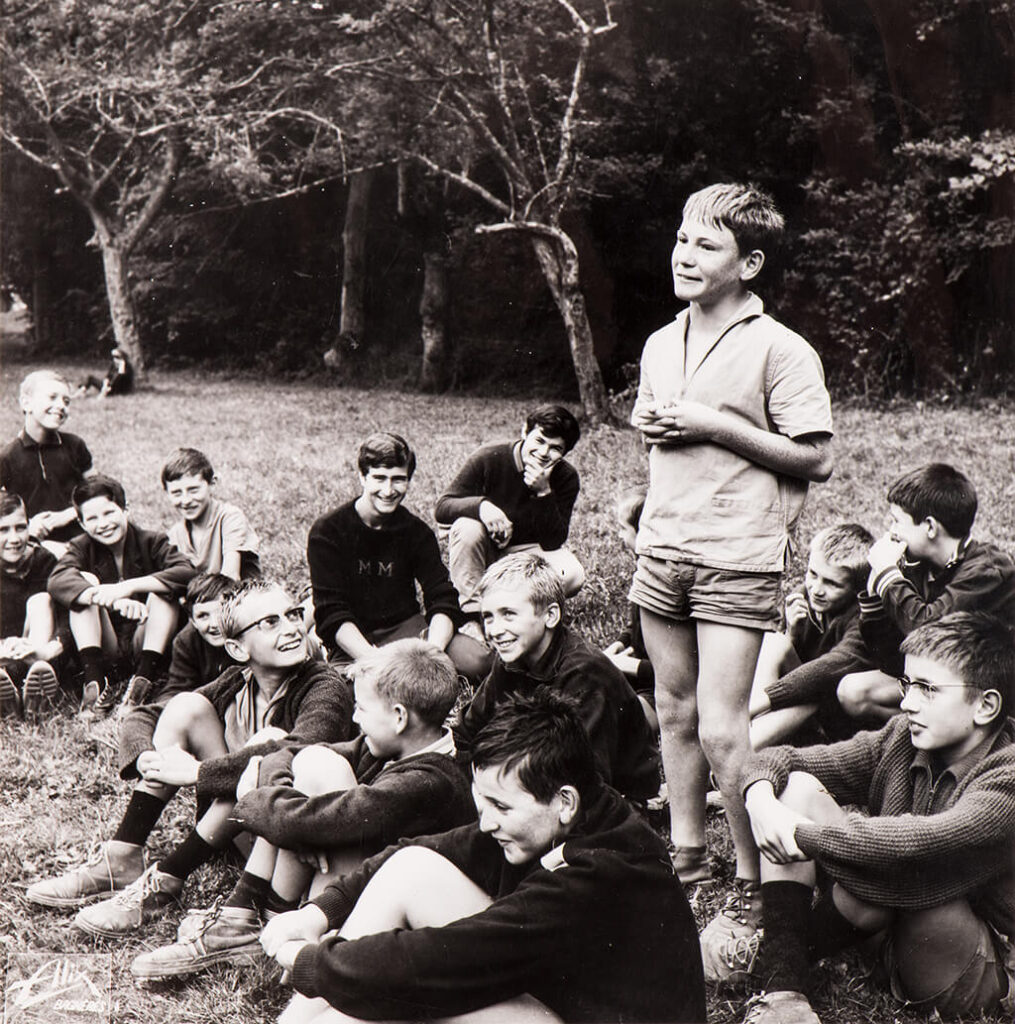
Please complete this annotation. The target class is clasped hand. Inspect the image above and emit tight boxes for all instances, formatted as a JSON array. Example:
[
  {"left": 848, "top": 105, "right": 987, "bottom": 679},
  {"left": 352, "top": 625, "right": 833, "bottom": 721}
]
[
  {"left": 137, "top": 745, "right": 200, "bottom": 787},
  {"left": 636, "top": 401, "right": 720, "bottom": 445}
]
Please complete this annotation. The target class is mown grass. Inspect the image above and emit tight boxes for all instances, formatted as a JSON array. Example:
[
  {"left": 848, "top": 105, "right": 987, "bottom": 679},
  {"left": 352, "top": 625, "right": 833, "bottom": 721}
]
[{"left": 0, "top": 364, "right": 1011, "bottom": 1024}]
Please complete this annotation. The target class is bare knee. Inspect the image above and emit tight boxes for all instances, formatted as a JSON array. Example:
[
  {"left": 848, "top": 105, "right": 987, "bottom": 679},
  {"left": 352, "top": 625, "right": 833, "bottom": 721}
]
[
  {"left": 292, "top": 746, "right": 356, "bottom": 796},
  {"left": 832, "top": 883, "right": 894, "bottom": 933},
  {"left": 780, "top": 772, "right": 833, "bottom": 815},
  {"left": 558, "top": 554, "right": 585, "bottom": 596},
  {"left": 154, "top": 691, "right": 218, "bottom": 741},
  {"left": 450, "top": 517, "right": 488, "bottom": 547}
]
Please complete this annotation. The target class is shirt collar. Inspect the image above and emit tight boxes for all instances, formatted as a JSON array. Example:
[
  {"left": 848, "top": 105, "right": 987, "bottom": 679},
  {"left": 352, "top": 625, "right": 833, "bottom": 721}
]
[
  {"left": 504, "top": 626, "right": 565, "bottom": 681},
  {"left": 911, "top": 720, "right": 1009, "bottom": 786},
  {"left": 401, "top": 729, "right": 456, "bottom": 761},
  {"left": 18, "top": 429, "right": 62, "bottom": 449}
]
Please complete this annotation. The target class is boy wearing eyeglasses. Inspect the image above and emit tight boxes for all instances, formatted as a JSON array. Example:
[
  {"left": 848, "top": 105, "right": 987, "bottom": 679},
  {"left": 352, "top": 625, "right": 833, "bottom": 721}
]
[
  {"left": 731, "top": 612, "right": 1015, "bottom": 1024},
  {"left": 26, "top": 579, "right": 352, "bottom": 940}
]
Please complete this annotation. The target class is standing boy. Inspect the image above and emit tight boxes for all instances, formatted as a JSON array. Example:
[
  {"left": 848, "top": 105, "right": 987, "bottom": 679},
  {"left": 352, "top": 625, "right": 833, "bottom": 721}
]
[
  {"left": 307, "top": 432, "right": 489, "bottom": 682},
  {"left": 454, "top": 552, "right": 659, "bottom": 803},
  {"left": 737, "top": 612, "right": 1015, "bottom": 1023},
  {"left": 26, "top": 579, "right": 352, "bottom": 939},
  {"left": 435, "top": 404, "right": 585, "bottom": 617},
  {"left": 630, "top": 184, "right": 833, "bottom": 966},
  {"left": 0, "top": 370, "right": 93, "bottom": 552},
  {"left": 262, "top": 689, "right": 706, "bottom": 1024},
  {"left": 47, "top": 475, "right": 196, "bottom": 713}
]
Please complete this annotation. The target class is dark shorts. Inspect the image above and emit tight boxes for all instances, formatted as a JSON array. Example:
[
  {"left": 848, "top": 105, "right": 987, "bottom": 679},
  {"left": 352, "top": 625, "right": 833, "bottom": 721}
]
[{"left": 629, "top": 555, "right": 782, "bottom": 631}]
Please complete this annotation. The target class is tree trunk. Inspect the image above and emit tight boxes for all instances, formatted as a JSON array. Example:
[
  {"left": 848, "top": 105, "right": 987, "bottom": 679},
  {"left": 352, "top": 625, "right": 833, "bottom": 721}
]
[
  {"left": 419, "top": 251, "right": 451, "bottom": 391},
  {"left": 98, "top": 242, "right": 146, "bottom": 378},
  {"left": 339, "top": 169, "right": 373, "bottom": 346},
  {"left": 532, "top": 235, "right": 611, "bottom": 425}
]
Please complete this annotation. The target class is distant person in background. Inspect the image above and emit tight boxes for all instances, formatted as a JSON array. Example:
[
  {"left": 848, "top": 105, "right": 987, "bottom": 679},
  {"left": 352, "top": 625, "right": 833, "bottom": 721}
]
[{"left": 78, "top": 345, "right": 134, "bottom": 399}]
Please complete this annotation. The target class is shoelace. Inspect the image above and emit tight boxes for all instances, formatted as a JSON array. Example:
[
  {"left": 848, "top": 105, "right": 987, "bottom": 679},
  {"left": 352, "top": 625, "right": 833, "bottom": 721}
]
[
  {"left": 721, "top": 883, "right": 759, "bottom": 924},
  {"left": 178, "top": 897, "right": 225, "bottom": 940},
  {"left": 110, "top": 865, "right": 163, "bottom": 921},
  {"left": 720, "top": 929, "right": 762, "bottom": 971}
]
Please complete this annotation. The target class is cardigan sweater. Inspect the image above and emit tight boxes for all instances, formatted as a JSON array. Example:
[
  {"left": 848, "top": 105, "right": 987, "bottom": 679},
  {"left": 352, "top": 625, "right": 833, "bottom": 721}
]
[
  {"left": 230, "top": 733, "right": 473, "bottom": 853},
  {"left": 741, "top": 717, "right": 1015, "bottom": 933},
  {"left": 290, "top": 784, "right": 705, "bottom": 1023}
]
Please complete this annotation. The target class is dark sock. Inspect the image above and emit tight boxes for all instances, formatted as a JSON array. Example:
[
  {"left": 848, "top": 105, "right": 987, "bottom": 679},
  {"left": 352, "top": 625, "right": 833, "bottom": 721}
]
[
  {"left": 135, "top": 650, "right": 161, "bottom": 681},
  {"left": 807, "top": 894, "right": 873, "bottom": 961},
  {"left": 111, "top": 790, "right": 168, "bottom": 846},
  {"left": 158, "top": 830, "right": 217, "bottom": 881},
  {"left": 224, "top": 871, "right": 272, "bottom": 911},
  {"left": 264, "top": 888, "right": 300, "bottom": 916},
  {"left": 78, "top": 647, "right": 106, "bottom": 685},
  {"left": 759, "top": 880, "right": 813, "bottom": 994}
]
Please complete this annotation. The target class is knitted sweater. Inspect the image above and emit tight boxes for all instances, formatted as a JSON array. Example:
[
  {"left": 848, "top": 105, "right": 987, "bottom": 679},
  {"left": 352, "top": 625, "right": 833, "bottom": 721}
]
[
  {"left": 454, "top": 626, "right": 659, "bottom": 802},
  {"left": 117, "top": 659, "right": 352, "bottom": 794},
  {"left": 290, "top": 784, "right": 705, "bottom": 1023},
  {"left": 741, "top": 717, "right": 1015, "bottom": 932},
  {"left": 308, "top": 500, "right": 461, "bottom": 650},
  {"left": 230, "top": 733, "right": 473, "bottom": 853},
  {"left": 434, "top": 441, "right": 579, "bottom": 550}
]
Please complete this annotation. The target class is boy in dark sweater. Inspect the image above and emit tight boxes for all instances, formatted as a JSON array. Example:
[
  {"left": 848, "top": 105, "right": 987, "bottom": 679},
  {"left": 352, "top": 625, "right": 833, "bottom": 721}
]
[
  {"left": 47, "top": 474, "right": 196, "bottom": 714},
  {"left": 129, "top": 637, "right": 473, "bottom": 981},
  {"left": 26, "top": 580, "right": 352, "bottom": 941},
  {"left": 435, "top": 404, "right": 585, "bottom": 617},
  {"left": 454, "top": 552, "right": 659, "bottom": 804},
  {"left": 262, "top": 689, "right": 706, "bottom": 1024},
  {"left": 749, "top": 523, "right": 874, "bottom": 749},
  {"left": 307, "top": 432, "right": 489, "bottom": 682},
  {"left": 838, "top": 463, "right": 1015, "bottom": 723},
  {"left": 0, "top": 492, "right": 64, "bottom": 716},
  {"left": 0, "top": 370, "right": 93, "bottom": 553},
  {"left": 732, "top": 613, "right": 1015, "bottom": 1024}
]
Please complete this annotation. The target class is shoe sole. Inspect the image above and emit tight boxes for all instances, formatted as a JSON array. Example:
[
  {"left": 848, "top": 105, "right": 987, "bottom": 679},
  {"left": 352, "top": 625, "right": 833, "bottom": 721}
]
[
  {"left": 26, "top": 886, "right": 123, "bottom": 909},
  {"left": 131, "top": 943, "right": 263, "bottom": 981},
  {"left": 73, "top": 897, "right": 180, "bottom": 938},
  {"left": 23, "top": 675, "right": 60, "bottom": 715}
]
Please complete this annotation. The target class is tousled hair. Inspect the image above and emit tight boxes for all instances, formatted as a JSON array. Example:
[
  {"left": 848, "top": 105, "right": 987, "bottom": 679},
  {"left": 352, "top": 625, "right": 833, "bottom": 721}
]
[
  {"left": 161, "top": 448, "right": 215, "bottom": 487},
  {"left": 471, "top": 687, "right": 600, "bottom": 802},
  {"left": 19, "top": 370, "right": 70, "bottom": 408},
  {"left": 0, "top": 491, "right": 28, "bottom": 520},
  {"left": 357, "top": 432, "right": 416, "bottom": 478},
  {"left": 476, "top": 551, "right": 564, "bottom": 616},
  {"left": 523, "top": 405, "right": 581, "bottom": 453},
  {"left": 220, "top": 578, "right": 291, "bottom": 639},
  {"left": 887, "top": 463, "right": 977, "bottom": 540},
  {"left": 682, "top": 182, "right": 785, "bottom": 258},
  {"left": 809, "top": 523, "right": 874, "bottom": 591},
  {"left": 73, "top": 474, "right": 127, "bottom": 514},
  {"left": 186, "top": 572, "right": 236, "bottom": 611},
  {"left": 901, "top": 611, "right": 1014, "bottom": 717},
  {"left": 348, "top": 638, "right": 459, "bottom": 728}
]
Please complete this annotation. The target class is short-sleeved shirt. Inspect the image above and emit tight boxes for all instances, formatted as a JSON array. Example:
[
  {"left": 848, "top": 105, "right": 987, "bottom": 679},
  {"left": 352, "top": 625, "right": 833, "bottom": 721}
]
[
  {"left": 632, "top": 294, "right": 832, "bottom": 572},
  {"left": 167, "top": 499, "right": 261, "bottom": 578},
  {"left": 0, "top": 430, "right": 93, "bottom": 542}
]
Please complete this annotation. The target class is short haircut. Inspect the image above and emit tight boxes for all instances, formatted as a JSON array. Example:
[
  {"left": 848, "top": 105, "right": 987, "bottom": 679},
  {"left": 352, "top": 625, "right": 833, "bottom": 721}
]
[
  {"left": 810, "top": 523, "right": 875, "bottom": 591},
  {"left": 682, "top": 182, "right": 785, "bottom": 258},
  {"left": 73, "top": 474, "right": 127, "bottom": 513},
  {"left": 357, "top": 432, "right": 416, "bottom": 478},
  {"left": 347, "top": 638, "right": 459, "bottom": 728},
  {"left": 161, "top": 448, "right": 215, "bottom": 487},
  {"left": 471, "top": 687, "right": 600, "bottom": 802},
  {"left": 616, "top": 488, "right": 646, "bottom": 531},
  {"left": 887, "top": 463, "right": 977, "bottom": 540},
  {"left": 901, "top": 612, "right": 1015, "bottom": 717},
  {"left": 220, "top": 578, "right": 290, "bottom": 639},
  {"left": 0, "top": 491, "right": 27, "bottom": 520},
  {"left": 476, "top": 551, "right": 565, "bottom": 616},
  {"left": 523, "top": 405, "right": 581, "bottom": 453},
  {"left": 19, "top": 370, "right": 69, "bottom": 407},
  {"left": 185, "top": 572, "right": 236, "bottom": 611}
]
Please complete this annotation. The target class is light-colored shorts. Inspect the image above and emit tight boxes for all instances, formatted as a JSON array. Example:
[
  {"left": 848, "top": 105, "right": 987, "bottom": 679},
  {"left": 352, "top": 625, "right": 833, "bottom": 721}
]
[{"left": 629, "top": 554, "right": 782, "bottom": 631}]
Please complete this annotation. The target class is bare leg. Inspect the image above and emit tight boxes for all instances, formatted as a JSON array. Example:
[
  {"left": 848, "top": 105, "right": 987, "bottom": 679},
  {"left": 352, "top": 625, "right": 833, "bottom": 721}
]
[
  {"left": 837, "top": 670, "right": 900, "bottom": 724},
  {"left": 749, "top": 632, "right": 799, "bottom": 716},
  {"left": 639, "top": 609, "right": 707, "bottom": 848},
  {"left": 695, "top": 621, "right": 763, "bottom": 880},
  {"left": 750, "top": 704, "right": 820, "bottom": 750},
  {"left": 138, "top": 593, "right": 179, "bottom": 657}
]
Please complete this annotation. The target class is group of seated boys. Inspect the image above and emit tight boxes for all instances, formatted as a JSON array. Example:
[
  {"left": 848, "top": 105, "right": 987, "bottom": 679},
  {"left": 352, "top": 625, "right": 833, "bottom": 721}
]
[{"left": 1, "top": 366, "right": 1013, "bottom": 1024}]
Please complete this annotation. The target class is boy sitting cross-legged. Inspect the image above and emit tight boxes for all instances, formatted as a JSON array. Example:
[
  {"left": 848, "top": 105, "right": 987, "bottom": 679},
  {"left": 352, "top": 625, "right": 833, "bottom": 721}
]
[
  {"left": 749, "top": 523, "right": 875, "bottom": 749},
  {"left": 26, "top": 579, "right": 352, "bottom": 940},
  {"left": 453, "top": 551, "right": 659, "bottom": 804},
  {"left": 162, "top": 448, "right": 262, "bottom": 580},
  {"left": 838, "top": 463, "right": 1015, "bottom": 723},
  {"left": 734, "top": 612, "right": 1015, "bottom": 1023},
  {"left": 307, "top": 432, "right": 490, "bottom": 683},
  {"left": 129, "top": 638, "right": 474, "bottom": 981},
  {"left": 261, "top": 688, "right": 706, "bottom": 1024},
  {"left": 47, "top": 474, "right": 196, "bottom": 715}
]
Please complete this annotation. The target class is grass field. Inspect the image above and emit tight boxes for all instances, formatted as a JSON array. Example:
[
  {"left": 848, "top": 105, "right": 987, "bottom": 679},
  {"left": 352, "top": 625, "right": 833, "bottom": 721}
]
[{"left": 0, "top": 364, "right": 1011, "bottom": 1024}]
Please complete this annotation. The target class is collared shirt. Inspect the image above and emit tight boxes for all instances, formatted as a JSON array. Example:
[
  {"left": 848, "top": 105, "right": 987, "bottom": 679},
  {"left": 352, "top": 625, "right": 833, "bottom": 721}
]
[
  {"left": 910, "top": 723, "right": 1009, "bottom": 816},
  {"left": 632, "top": 293, "right": 832, "bottom": 572},
  {"left": 224, "top": 667, "right": 292, "bottom": 752}
]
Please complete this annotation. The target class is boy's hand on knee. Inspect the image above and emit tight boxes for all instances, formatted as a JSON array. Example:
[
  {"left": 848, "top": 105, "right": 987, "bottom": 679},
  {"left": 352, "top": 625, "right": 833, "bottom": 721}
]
[
  {"left": 236, "top": 756, "right": 263, "bottom": 800},
  {"left": 112, "top": 597, "right": 148, "bottom": 621},
  {"left": 91, "top": 581, "right": 134, "bottom": 606},
  {"left": 479, "top": 501, "right": 513, "bottom": 548},
  {"left": 138, "top": 745, "right": 200, "bottom": 787},
  {"left": 28, "top": 511, "right": 56, "bottom": 540},
  {"left": 247, "top": 726, "right": 287, "bottom": 746},
  {"left": 745, "top": 782, "right": 809, "bottom": 864},
  {"left": 261, "top": 905, "right": 328, "bottom": 958},
  {"left": 297, "top": 847, "right": 330, "bottom": 873}
]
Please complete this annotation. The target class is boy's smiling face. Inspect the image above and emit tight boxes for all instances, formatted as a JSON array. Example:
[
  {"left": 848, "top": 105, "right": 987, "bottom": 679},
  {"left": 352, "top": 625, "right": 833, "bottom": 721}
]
[
  {"left": 0, "top": 508, "right": 30, "bottom": 565},
  {"left": 352, "top": 674, "right": 403, "bottom": 758},
  {"left": 357, "top": 465, "right": 410, "bottom": 522},
  {"left": 190, "top": 599, "right": 226, "bottom": 647},
  {"left": 22, "top": 377, "right": 71, "bottom": 435},
  {"left": 165, "top": 473, "right": 215, "bottom": 523},
  {"left": 78, "top": 495, "right": 129, "bottom": 548},
  {"left": 803, "top": 550, "right": 855, "bottom": 617},
  {"left": 480, "top": 586, "right": 560, "bottom": 668},
  {"left": 226, "top": 587, "right": 307, "bottom": 670},
  {"left": 519, "top": 427, "right": 567, "bottom": 474},
  {"left": 671, "top": 217, "right": 759, "bottom": 310}
]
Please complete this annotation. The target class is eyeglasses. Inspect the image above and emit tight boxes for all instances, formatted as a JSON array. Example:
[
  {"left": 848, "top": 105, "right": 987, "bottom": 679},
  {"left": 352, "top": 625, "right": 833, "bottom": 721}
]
[
  {"left": 233, "top": 607, "right": 305, "bottom": 638},
  {"left": 897, "top": 675, "right": 973, "bottom": 701}
]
